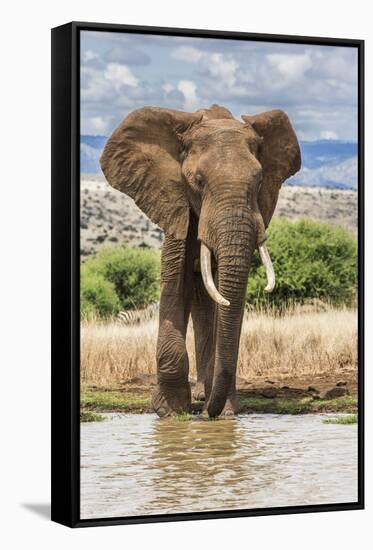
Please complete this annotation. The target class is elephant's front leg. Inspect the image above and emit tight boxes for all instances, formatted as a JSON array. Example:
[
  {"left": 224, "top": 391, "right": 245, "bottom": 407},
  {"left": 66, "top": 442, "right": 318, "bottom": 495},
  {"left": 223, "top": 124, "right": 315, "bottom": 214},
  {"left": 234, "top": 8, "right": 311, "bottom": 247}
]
[
  {"left": 152, "top": 236, "right": 193, "bottom": 417},
  {"left": 191, "top": 271, "right": 216, "bottom": 403}
]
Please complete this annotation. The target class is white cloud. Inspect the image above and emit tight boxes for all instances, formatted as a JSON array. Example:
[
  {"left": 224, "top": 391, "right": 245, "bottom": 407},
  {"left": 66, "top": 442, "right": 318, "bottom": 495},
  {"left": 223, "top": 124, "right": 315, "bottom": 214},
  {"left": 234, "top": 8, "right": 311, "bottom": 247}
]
[
  {"left": 172, "top": 46, "right": 204, "bottom": 63},
  {"left": 104, "top": 63, "right": 139, "bottom": 89},
  {"left": 81, "top": 61, "right": 141, "bottom": 109},
  {"left": 267, "top": 53, "right": 312, "bottom": 81},
  {"left": 320, "top": 130, "right": 338, "bottom": 140},
  {"left": 81, "top": 66, "right": 113, "bottom": 101},
  {"left": 162, "top": 83, "right": 174, "bottom": 93},
  {"left": 208, "top": 53, "right": 239, "bottom": 88},
  {"left": 177, "top": 80, "right": 199, "bottom": 110},
  {"left": 86, "top": 116, "right": 109, "bottom": 134},
  {"left": 173, "top": 46, "right": 239, "bottom": 91},
  {"left": 172, "top": 46, "right": 244, "bottom": 99},
  {"left": 82, "top": 49, "right": 99, "bottom": 63}
]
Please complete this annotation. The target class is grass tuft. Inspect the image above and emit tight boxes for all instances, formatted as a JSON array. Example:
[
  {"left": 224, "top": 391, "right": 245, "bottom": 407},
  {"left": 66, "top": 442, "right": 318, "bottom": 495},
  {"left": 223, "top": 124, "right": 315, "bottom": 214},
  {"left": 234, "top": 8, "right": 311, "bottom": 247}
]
[
  {"left": 239, "top": 396, "right": 357, "bottom": 415},
  {"left": 322, "top": 414, "right": 357, "bottom": 424},
  {"left": 172, "top": 413, "right": 195, "bottom": 421},
  {"left": 80, "top": 410, "right": 105, "bottom": 422},
  {"left": 81, "top": 389, "right": 151, "bottom": 412}
]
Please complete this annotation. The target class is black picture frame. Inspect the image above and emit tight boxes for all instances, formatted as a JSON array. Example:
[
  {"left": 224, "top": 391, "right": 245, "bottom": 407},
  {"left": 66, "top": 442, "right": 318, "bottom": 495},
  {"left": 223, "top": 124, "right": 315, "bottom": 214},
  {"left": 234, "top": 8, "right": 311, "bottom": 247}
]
[{"left": 51, "top": 21, "right": 365, "bottom": 528}]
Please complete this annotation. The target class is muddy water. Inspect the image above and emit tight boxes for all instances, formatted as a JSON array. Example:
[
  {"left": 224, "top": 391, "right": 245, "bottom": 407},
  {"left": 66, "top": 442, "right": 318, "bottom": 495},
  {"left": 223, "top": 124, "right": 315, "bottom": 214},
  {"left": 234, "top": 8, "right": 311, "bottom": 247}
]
[{"left": 80, "top": 414, "right": 357, "bottom": 519}]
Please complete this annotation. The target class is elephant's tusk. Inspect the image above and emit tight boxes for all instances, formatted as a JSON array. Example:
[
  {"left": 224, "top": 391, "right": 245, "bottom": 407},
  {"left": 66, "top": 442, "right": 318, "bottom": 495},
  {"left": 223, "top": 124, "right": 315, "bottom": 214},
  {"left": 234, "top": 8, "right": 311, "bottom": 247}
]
[
  {"left": 200, "top": 243, "right": 230, "bottom": 307},
  {"left": 259, "top": 243, "right": 275, "bottom": 293}
]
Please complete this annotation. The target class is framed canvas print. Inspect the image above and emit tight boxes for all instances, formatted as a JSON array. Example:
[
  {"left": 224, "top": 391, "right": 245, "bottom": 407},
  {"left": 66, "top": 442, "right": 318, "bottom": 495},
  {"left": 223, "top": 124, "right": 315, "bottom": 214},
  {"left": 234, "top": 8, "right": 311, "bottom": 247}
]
[{"left": 51, "top": 21, "right": 364, "bottom": 527}]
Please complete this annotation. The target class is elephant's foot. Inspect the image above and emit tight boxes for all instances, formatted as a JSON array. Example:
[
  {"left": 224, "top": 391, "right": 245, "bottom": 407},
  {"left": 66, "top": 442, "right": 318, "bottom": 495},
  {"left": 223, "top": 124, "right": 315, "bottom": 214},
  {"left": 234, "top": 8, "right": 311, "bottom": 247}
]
[
  {"left": 221, "top": 394, "right": 238, "bottom": 417},
  {"left": 152, "top": 382, "right": 191, "bottom": 418},
  {"left": 192, "top": 380, "right": 206, "bottom": 401}
]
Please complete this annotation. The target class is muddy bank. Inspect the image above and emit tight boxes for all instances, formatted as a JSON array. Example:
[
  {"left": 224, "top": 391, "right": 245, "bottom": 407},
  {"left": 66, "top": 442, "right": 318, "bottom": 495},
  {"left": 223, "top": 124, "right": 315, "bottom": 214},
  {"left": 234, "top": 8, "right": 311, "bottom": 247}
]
[{"left": 81, "top": 372, "right": 357, "bottom": 419}]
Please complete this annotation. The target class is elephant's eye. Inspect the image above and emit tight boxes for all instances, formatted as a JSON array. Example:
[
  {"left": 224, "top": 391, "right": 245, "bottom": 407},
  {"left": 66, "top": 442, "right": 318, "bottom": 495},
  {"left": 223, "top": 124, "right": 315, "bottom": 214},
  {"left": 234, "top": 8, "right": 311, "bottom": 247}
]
[
  {"left": 247, "top": 137, "right": 263, "bottom": 157},
  {"left": 248, "top": 141, "right": 259, "bottom": 156}
]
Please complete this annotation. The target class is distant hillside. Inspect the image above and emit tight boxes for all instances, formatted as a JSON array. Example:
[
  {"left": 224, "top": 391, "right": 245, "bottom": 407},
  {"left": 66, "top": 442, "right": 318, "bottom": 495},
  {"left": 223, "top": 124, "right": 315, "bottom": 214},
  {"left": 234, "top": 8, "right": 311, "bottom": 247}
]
[
  {"left": 287, "top": 141, "right": 357, "bottom": 190},
  {"left": 298, "top": 140, "right": 357, "bottom": 169},
  {"left": 81, "top": 136, "right": 107, "bottom": 173},
  {"left": 290, "top": 156, "right": 357, "bottom": 190},
  {"left": 80, "top": 175, "right": 357, "bottom": 257},
  {"left": 81, "top": 135, "right": 358, "bottom": 190}
]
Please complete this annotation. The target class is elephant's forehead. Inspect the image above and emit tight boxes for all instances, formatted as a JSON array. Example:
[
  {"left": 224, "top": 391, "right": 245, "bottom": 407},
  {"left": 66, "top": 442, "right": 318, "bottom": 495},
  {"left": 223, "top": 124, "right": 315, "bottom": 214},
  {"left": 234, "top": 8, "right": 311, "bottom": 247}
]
[
  {"left": 193, "top": 119, "right": 258, "bottom": 143},
  {"left": 202, "top": 118, "right": 244, "bottom": 131}
]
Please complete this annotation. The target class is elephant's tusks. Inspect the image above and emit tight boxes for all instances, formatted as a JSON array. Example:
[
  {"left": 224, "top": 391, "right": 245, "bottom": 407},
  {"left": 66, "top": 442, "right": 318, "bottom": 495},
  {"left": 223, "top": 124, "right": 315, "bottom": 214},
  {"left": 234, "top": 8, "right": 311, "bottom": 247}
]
[
  {"left": 259, "top": 243, "right": 275, "bottom": 293},
  {"left": 200, "top": 243, "right": 230, "bottom": 307}
]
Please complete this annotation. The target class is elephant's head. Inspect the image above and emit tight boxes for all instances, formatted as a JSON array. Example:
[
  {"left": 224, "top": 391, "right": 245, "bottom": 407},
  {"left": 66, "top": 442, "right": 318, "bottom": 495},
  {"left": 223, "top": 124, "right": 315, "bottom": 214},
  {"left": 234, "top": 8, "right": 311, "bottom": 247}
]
[{"left": 100, "top": 104, "right": 301, "bottom": 416}]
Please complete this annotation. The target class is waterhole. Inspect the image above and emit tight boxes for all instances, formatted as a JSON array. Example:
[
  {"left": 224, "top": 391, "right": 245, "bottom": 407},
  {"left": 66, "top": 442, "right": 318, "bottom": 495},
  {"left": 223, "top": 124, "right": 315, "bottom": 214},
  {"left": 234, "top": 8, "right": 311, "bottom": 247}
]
[{"left": 80, "top": 413, "right": 357, "bottom": 519}]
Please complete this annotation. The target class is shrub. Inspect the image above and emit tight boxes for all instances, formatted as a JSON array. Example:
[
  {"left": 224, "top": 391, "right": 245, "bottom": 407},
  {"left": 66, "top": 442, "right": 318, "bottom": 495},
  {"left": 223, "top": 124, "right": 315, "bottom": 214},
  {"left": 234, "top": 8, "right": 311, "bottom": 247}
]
[
  {"left": 80, "top": 270, "right": 120, "bottom": 319},
  {"left": 247, "top": 218, "right": 357, "bottom": 309},
  {"left": 81, "top": 247, "right": 160, "bottom": 315},
  {"left": 80, "top": 219, "right": 357, "bottom": 318}
]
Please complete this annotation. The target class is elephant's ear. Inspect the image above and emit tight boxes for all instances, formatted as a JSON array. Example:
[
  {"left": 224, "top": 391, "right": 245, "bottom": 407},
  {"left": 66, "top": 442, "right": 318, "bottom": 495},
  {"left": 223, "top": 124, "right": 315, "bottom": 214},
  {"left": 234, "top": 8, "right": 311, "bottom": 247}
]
[
  {"left": 100, "top": 107, "right": 199, "bottom": 240},
  {"left": 242, "top": 110, "right": 301, "bottom": 228}
]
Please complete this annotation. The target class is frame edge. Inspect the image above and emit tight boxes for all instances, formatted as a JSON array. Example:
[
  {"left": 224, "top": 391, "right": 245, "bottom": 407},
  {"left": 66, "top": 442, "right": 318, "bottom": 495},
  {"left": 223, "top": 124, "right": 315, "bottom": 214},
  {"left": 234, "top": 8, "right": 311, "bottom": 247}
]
[
  {"left": 51, "top": 22, "right": 79, "bottom": 528},
  {"left": 52, "top": 21, "right": 364, "bottom": 528}
]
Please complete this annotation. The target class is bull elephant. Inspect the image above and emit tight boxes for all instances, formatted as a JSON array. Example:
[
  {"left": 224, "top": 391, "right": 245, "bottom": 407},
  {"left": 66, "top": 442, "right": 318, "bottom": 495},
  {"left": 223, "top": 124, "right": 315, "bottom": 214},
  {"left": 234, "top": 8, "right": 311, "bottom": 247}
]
[{"left": 100, "top": 104, "right": 301, "bottom": 418}]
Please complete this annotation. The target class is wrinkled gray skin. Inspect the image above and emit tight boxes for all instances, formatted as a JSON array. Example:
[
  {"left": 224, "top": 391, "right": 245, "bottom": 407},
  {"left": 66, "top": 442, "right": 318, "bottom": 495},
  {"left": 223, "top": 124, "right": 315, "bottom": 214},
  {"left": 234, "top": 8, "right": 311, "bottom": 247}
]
[{"left": 100, "top": 104, "right": 301, "bottom": 417}]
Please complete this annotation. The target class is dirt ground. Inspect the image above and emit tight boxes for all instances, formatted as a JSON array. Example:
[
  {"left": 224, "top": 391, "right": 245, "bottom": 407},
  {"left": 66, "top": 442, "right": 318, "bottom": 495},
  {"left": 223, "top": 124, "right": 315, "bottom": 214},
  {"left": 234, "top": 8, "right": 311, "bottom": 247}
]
[
  {"left": 118, "top": 371, "right": 357, "bottom": 400},
  {"left": 81, "top": 370, "right": 358, "bottom": 416}
]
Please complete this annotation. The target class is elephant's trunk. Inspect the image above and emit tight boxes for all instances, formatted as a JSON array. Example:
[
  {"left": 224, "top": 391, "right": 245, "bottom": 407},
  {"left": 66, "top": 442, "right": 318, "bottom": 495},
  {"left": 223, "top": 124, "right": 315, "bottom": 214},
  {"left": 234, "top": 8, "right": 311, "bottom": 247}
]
[
  {"left": 207, "top": 247, "right": 251, "bottom": 417},
  {"left": 200, "top": 241, "right": 275, "bottom": 303},
  {"left": 204, "top": 206, "right": 255, "bottom": 417}
]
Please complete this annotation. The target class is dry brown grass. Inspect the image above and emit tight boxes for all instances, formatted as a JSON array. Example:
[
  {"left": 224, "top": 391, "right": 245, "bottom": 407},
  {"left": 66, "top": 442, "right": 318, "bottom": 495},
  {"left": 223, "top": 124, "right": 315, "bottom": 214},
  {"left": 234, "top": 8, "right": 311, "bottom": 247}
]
[
  {"left": 237, "top": 308, "right": 357, "bottom": 380},
  {"left": 80, "top": 308, "right": 357, "bottom": 387}
]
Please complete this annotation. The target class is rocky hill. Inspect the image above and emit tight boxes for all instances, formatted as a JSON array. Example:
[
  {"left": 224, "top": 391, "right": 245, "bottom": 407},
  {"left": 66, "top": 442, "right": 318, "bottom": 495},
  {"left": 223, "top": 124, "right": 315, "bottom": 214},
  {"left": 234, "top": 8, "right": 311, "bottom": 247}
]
[{"left": 80, "top": 175, "right": 357, "bottom": 258}]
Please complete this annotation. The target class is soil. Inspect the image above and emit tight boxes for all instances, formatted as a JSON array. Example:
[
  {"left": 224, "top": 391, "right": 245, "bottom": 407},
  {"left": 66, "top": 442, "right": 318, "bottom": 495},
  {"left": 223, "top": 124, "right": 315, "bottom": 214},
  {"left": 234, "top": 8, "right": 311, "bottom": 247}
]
[
  {"left": 118, "top": 371, "right": 357, "bottom": 401},
  {"left": 82, "top": 371, "right": 358, "bottom": 416}
]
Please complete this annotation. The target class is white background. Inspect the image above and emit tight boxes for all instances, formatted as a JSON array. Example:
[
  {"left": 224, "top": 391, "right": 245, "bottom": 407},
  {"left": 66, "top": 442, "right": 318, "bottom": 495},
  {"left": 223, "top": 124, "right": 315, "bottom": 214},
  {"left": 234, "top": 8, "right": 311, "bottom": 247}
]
[{"left": 1, "top": 1, "right": 370, "bottom": 548}]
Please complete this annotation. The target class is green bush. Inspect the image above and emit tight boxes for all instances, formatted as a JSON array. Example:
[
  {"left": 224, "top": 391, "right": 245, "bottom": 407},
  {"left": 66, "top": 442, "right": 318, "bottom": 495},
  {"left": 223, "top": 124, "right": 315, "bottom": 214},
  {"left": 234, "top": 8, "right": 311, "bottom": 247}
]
[
  {"left": 81, "top": 247, "right": 160, "bottom": 317},
  {"left": 247, "top": 218, "right": 357, "bottom": 309},
  {"left": 80, "top": 220, "right": 357, "bottom": 319},
  {"left": 80, "top": 271, "right": 120, "bottom": 318}
]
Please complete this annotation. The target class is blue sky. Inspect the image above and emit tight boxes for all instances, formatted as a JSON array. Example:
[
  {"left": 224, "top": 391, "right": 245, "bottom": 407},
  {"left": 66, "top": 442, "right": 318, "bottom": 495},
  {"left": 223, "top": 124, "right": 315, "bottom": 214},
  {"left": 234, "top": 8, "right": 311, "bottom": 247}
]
[{"left": 81, "top": 31, "right": 358, "bottom": 142}]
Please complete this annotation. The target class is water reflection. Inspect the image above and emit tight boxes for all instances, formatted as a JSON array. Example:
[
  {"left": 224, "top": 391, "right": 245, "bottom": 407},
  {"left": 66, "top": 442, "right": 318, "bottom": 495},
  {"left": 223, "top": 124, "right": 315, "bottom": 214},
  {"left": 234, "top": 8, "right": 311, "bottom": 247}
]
[
  {"left": 144, "top": 417, "right": 272, "bottom": 513},
  {"left": 80, "top": 414, "right": 358, "bottom": 519}
]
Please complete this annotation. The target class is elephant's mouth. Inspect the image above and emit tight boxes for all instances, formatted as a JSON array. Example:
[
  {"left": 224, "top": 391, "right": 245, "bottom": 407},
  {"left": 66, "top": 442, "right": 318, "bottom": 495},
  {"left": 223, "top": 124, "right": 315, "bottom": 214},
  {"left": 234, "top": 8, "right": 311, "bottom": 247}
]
[{"left": 199, "top": 240, "right": 275, "bottom": 307}]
